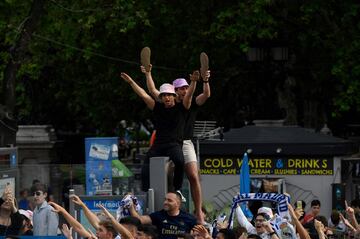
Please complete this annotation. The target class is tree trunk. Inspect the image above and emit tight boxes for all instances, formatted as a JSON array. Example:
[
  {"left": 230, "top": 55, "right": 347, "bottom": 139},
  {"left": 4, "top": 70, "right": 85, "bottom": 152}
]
[
  {"left": 0, "top": 0, "right": 45, "bottom": 146},
  {"left": 2, "top": 0, "right": 45, "bottom": 117}
]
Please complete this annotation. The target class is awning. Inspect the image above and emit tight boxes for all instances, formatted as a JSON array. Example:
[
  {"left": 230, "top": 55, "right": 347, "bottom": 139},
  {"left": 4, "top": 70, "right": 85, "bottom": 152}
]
[{"left": 112, "top": 160, "right": 133, "bottom": 178}]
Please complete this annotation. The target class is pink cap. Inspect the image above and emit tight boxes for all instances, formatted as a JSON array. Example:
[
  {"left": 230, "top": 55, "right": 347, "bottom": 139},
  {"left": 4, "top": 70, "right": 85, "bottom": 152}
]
[
  {"left": 19, "top": 209, "right": 33, "bottom": 225},
  {"left": 159, "top": 83, "right": 176, "bottom": 96},
  {"left": 172, "top": 78, "right": 189, "bottom": 89}
]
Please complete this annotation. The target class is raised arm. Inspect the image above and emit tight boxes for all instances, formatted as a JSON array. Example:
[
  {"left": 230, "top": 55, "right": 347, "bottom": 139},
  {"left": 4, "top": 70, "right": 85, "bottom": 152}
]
[
  {"left": 235, "top": 204, "right": 255, "bottom": 233},
  {"left": 287, "top": 203, "right": 311, "bottom": 239},
  {"left": 99, "top": 204, "right": 134, "bottom": 239},
  {"left": 183, "top": 70, "right": 200, "bottom": 109},
  {"left": 121, "top": 72, "right": 155, "bottom": 110},
  {"left": 345, "top": 200, "right": 359, "bottom": 230},
  {"left": 140, "top": 64, "right": 161, "bottom": 100},
  {"left": 49, "top": 201, "right": 92, "bottom": 238},
  {"left": 128, "top": 200, "right": 152, "bottom": 225},
  {"left": 196, "top": 70, "right": 211, "bottom": 106},
  {"left": 71, "top": 195, "right": 100, "bottom": 230}
]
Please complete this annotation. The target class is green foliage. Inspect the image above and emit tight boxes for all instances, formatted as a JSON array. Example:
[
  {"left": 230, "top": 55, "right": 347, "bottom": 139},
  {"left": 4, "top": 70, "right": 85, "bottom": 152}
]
[{"left": 1, "top": 0, "right": 360, "bottom": 134}]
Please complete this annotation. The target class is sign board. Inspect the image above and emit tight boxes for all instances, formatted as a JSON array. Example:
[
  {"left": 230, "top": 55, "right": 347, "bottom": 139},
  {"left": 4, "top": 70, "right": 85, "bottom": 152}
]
[
  {"left": 85, "top": 137, "right": 118, "bottom": 196},
  {"left": 200, "top": 156, "right": 333, "bottom": 175}
]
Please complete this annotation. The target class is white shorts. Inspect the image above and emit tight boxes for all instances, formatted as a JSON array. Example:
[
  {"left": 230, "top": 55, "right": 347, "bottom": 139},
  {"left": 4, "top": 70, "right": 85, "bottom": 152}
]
[{"left": 182, "top": 140, "right": 197, "bottom": 164}]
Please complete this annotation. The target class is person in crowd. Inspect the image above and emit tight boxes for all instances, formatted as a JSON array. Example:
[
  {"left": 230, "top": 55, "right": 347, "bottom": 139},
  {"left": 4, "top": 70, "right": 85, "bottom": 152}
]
[
  {"left": 96, "top": 220, "right": 119, "bottom": 239},
  {"left": 191, "top": 224, "right": 212, "bottom": 239},
  {"left": 141, "top": 64, "right": 210, "bottom": 224},
  {"left": 17, "top": 189, "right": 30, "bottom": 210},
  {"left": 0, "top": 184, "right": 22, "bottom": 236},
  {"left": 344, "top": 200, "right": 360, "bottom": 235},
  {"left": 327, "top": 210, "right": 346, "bottom": 234},
  {"left": 302, "top": 200, "right": 321, "bottom": 224},
  {"left": 120, "top": 71, "right": 195, "bottom": 192},
  {"left": 293, "top": 200, "right": 306, "bottom": 222},
  {"left": 49, "top": 201, "right": 93, "bottom": 238},
  {"left": 129, "top": 191, "right": 197, "bottom": 239},
  {"left": 257, "top": 206, "right": 296, "bottom": 239},
  {"left": 18, "top": 209, "right": 33, "bottom": 235},
  {"left": 234, "top": 204, "right": 280, "bottom": 239},
  {"left": 351, "top": 199, "right": 360, "bottom": 223},
  {"left": 137, "top": 223, "right": 158, "bottom": 239},
  {"left": 32, "top": 183, "right": 59, "bottom": 236},
  {"left": 99, "top": 204, "right": 138, "bottom": 239},
  {"left": 286, "top": 203, "right": 311, "bottom": 239},
  {"left": 216, "top": 228, "right": 237, "bottom": 239}
]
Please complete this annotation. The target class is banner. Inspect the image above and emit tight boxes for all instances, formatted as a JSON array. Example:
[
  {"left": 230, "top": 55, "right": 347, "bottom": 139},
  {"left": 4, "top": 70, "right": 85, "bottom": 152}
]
[
  {"left": 85, "top": 137, "right": 118, "bottom": 195},
  {"left": 200, "top": 156, "right": 333, "bottom": 175}
]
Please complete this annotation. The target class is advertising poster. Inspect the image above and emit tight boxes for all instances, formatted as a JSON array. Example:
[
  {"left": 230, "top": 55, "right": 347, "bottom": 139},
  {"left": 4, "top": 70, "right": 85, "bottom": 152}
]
[
  {"left": 85, "top": 137, "right": 118, "bottom": 195},
  {"left": 200, "top": 156, "right": 334, "bottom": 175}
]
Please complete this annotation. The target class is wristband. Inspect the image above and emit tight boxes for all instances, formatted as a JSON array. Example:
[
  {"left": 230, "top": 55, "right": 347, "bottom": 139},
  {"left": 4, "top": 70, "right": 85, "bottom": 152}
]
[
  {"left": 268, "top": 232, "right": 276, "bottom": 237},
  {"left": 203, "top": 80, "right": 209, "bottom": 83}
]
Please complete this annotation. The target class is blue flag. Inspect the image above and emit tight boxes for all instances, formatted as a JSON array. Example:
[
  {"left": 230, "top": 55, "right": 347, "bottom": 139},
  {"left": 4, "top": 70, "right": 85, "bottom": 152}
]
[{"left": 240, "top": 152, "right": 253, "bottom": 219}]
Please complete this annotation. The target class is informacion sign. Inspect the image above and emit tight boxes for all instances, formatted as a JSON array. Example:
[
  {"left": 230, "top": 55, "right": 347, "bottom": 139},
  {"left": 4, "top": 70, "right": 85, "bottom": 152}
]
[{"left": 200, "top": 156, "right": 333, "bottom": 175}]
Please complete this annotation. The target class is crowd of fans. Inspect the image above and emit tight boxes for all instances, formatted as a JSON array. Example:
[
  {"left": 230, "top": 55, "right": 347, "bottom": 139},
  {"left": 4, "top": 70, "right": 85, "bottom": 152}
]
[{"left": 1, "top": 180, "right": 360, "bottom": 239}]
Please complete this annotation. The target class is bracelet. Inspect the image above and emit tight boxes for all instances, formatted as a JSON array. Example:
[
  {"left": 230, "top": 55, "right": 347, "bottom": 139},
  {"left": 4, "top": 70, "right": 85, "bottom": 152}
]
[
  {"left": 203, "top": 80, "right": 209, "bottom": 83},
  {"left": 268, "top": 232, "right": 276, "bottom": 236}
]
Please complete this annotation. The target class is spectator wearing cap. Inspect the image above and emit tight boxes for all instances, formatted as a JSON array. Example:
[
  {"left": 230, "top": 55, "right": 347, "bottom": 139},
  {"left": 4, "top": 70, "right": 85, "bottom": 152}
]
[
  {"left": 32, "top": 183, "right": 59, "bottom": 236},
  {"left": 120, "top": 71, "right": 194, "bottom": 192},
  {"left": 18, "top": 209, "right": 33, "bottom": 235},
  {"left": 257, "top": 207, "right": 296, "bottom": 239},
  {"left": 235, "top": 205, "right": 280, "bottom": 239},
  {"left": 129, "top": 191, "right": 197, "bottom": 239},
  {"left": 141, "top": 64, "right": 209, "bottom": 224}
]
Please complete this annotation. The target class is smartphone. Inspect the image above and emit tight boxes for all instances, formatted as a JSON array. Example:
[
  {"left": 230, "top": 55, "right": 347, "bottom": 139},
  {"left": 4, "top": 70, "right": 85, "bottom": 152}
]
[{"left": 296, "top": 200, "right": 302, "bottom": 209}]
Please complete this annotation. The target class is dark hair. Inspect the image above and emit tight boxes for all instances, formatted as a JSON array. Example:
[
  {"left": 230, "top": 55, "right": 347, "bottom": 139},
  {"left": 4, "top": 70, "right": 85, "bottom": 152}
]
[
  {"left": 255, "top": 213, "right": 270, "bottom": 221},
  {"left": 138, "top": 224, "right": 158, "bottom": 238},
  {"left": 119, "top": 216, "right": 141, "bottom": 227},
  {"left": 31, "top": 183, "right": 47, "bottom": 194},
  {"left": 99, "top": 220, "right": 117, "bottom": 238},
  {"left": 315, "top": 215, "right": 327, "bottom": 227},
  {"left": 330, "top": 210, "right": 340, "bottom": 225},
  {"left": 248, "top": 234, "right": 262, "bottom": 239},
  {"left": 232, "top": 226, "right": 247, "bottom": 239},
  {"left": 311, "top": 200, "right": 321, "bottom": 207},
  {"left": 168, "top": 191, "right": 182, "bottom": 203},
  {"left": 217, "top": 228, "right": 237, "bottom": 239}
]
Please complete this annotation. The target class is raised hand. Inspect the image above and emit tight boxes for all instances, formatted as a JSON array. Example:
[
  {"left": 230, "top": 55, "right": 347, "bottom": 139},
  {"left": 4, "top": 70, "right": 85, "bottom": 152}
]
[
  {"left": 140, "top": 64, "right": 152, "bottom": 74},
  {"left": 190, "top": 70, "right": 200, "bottom": 82},
  {"left": 345, "top": 200, "right": 355, "bottom": 216},
  {"left": 98, "top": 204, "right": 114, "bottom": 221},
  {"left": 61, "top": 224, "right": 73, "bottom": 239},
  {"left": 202, "top": 70, "right": 211, "bottom": 82},
  {"left": 49, "top": 201, "right": 64, "bottom": 213},
  {"left": 120, "top": 72, "right": 134, "bottom": 84},
  {"left": 191, "top": 225, "right": 212, "bottom": 239},
  {"left": 70, "top": 195, "right": 85, "bottom": 207}
]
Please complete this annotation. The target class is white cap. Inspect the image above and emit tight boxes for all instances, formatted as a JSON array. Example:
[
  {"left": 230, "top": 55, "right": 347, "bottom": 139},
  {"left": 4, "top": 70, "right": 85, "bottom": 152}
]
[{"left": 258, "top": 207, "right": 273, "bottom": 219}]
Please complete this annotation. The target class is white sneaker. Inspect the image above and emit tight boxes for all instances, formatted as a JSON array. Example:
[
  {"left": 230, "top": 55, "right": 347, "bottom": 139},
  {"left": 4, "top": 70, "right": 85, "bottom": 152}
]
[{"left": 176, "top": 190, "right": 187, "bottom": 203}]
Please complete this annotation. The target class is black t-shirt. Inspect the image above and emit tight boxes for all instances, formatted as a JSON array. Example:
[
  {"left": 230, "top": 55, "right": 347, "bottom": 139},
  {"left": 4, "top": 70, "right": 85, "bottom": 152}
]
[
  {"left": 153, "top": 101, "right": 187, "bottom": 144},
  {"left": 183, "top": 98, "right": 199, "bottom": 140},
  {"left": 150, "top": 209, "right": 197, "bottom": 239},
  {"left": 0, "top": 198, "right": 23, "bottom": 236}
]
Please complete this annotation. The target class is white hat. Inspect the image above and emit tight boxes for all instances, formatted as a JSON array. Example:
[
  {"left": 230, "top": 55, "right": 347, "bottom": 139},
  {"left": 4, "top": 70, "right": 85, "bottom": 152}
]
[
  {"left": 159, "top": 83, "right": 176, "bottom": 96},
  {"left": 258, "top": 207, "right": 273, "bottom": 219},
  {"left": 19, "top": 209, "right": 33, "bottom": 225}
]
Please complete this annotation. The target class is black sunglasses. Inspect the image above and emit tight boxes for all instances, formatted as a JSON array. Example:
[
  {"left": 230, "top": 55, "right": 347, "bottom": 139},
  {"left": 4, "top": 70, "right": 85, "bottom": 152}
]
[{"left": 34, "top": 191, "right": 42, "bottom": 196}]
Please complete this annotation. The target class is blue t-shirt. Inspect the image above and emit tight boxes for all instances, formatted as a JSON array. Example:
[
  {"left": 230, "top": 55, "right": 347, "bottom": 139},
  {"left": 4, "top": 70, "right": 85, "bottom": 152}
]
[{"left": 150, "top": 209, "right": 197, "bottom": 239}]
